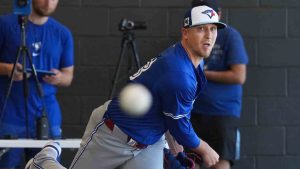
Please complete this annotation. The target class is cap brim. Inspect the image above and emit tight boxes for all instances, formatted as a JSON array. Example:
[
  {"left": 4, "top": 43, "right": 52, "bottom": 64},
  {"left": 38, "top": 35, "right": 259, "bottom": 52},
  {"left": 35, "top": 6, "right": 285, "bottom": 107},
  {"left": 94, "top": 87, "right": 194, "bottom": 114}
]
[
  {"left": 190, "top": 21, "right": 227, "bottom": 29},
  {"left": 215, "top": 22, "right": 227, "bottom": 29}
]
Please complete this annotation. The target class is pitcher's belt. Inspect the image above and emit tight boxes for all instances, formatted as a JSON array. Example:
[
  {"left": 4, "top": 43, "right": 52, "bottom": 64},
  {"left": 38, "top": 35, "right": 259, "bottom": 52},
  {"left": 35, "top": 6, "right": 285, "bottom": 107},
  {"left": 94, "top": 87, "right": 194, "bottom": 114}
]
[{"left": 104, "top": 119, "right": 148, "bottom": 149}]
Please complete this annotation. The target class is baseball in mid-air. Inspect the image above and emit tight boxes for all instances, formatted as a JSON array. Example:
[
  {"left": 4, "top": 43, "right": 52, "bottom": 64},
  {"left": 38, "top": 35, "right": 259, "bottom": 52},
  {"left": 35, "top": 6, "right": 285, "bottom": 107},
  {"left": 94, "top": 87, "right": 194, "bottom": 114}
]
[{"left": 119, "top": 83, "right": 152, "bottom": 116}]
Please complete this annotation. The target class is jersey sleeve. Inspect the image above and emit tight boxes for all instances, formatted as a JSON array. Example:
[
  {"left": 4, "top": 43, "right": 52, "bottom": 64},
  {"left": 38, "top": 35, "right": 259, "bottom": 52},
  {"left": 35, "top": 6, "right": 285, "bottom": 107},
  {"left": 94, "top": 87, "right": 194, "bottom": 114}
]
[
  {"left": 167, "top": 115, "right": 200, "bottom": 148},
  {"left": 226, "top": 28, "right": 248, "bottom": 65},
  {"left": 59, "top": 27, "right": 74, "bottom": 68},
  {"left": 157, "top": 71, "right": 200, "bottom": 148}
]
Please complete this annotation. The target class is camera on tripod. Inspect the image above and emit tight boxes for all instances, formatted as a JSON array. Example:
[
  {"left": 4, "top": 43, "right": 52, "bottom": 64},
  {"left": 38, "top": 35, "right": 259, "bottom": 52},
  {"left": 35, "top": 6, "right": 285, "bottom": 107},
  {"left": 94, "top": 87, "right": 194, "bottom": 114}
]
[
  {"left": 1, "top": 0, "right": 50, "bottom": 140},
  {"left": 110, "top": 19, "right": 146, "bottom": 98},
  {"left": 119, "top": 19, "right": 147, "bottom": 31},
  {"left": 13, "top": 0, "right": 32, "bottom": 16}
]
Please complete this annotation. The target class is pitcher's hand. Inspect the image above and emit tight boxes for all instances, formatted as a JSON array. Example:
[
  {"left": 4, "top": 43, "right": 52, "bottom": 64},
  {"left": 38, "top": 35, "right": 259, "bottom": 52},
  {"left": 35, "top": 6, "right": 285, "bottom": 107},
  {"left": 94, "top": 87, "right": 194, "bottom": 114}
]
[{"left": 192, "top": 140, "right": 219, "bottom": 168}]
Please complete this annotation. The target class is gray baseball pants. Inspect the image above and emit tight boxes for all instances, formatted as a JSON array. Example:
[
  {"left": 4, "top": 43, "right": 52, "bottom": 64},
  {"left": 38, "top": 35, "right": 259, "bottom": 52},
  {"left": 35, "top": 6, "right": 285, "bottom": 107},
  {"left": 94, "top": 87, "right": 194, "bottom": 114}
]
[
  {"left": 70, "top": 101, "right": 165, "bottom": 169},
  {"left": 25, "top": 101, "right": 165, "bottom": 169}
]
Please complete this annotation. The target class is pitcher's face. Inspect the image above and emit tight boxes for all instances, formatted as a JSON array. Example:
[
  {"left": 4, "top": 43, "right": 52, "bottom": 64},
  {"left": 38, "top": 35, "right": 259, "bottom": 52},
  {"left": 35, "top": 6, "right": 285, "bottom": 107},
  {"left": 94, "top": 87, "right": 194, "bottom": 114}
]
[{"left": 183, "top": 24, "right": 218, "bottom": 59}]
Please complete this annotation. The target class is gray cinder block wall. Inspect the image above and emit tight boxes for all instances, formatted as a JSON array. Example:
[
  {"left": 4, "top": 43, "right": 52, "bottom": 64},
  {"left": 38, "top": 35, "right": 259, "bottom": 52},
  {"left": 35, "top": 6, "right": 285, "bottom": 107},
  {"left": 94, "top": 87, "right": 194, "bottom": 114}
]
[{"left": 1, "top": 0, "right": 300, "bottom": 168}]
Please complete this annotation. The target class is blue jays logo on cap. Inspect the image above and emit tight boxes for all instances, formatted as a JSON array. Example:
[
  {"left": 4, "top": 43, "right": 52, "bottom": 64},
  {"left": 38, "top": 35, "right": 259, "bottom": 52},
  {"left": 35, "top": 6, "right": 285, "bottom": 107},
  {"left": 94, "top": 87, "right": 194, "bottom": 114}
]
[
  {"left": 201, "top": 9, "right": 215, "bottom": 19},
  {"left": 183, "top": 5, "right": 226, "bottom": 28}
]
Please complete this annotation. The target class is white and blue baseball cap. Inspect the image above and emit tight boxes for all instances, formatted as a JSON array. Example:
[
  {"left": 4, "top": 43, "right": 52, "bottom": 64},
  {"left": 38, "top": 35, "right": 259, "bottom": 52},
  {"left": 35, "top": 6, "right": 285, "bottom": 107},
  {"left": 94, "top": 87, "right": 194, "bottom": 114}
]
[{"left": 183, "top": 5, "right": 226, "bottom": 29}]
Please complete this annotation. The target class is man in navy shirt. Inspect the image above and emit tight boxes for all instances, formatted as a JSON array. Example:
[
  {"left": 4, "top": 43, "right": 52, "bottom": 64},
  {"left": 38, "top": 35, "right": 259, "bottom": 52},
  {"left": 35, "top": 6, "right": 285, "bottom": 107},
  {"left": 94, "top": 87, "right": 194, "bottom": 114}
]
[
  {"left": 191, "top": 0, "right": 248, "bottom": 169},
  {"left": 0, "top": 0, "right": 74, "bottom": 168},
  {"left": 26, "top": 4, "right": 225, "bottom": 169}
]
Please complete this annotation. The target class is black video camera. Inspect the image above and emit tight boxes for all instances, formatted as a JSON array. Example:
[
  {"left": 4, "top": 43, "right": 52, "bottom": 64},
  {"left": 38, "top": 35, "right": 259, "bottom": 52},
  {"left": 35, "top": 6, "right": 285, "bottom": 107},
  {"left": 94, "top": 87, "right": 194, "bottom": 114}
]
[
  {"left": 119, "top": 19, "right": 147, "bottom": 31},
  {"left": 13, "top": 0, "right": 32, "bottom": 16}
]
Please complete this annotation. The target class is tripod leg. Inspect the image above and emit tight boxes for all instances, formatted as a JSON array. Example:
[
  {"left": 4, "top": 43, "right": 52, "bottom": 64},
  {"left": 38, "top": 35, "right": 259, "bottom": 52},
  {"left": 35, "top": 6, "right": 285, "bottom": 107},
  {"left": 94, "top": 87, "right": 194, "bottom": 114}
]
[
  {"left": 109, "top": 39, "right": 129, "bottom": 99},
  {"left": 25, "top": 47, "right": 49, "bottom": 140},
  {"left": 21, "top": 47, "right": 30, "bottom": 138},
  {"left": 0, "top": 47, "right": 22, "bottom": 122},
  {"left": 25, "top": 47, "right": 44, "bottom": 98},
  {"left": 130, "top": 40, "right": 141, "bottom": 68}
]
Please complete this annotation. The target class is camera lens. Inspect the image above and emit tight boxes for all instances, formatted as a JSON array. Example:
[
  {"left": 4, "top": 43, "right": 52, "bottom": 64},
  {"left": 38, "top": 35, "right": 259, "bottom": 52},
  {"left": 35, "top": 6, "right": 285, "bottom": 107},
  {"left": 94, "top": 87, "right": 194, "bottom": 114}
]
[
  {"left": 125, "top": 20, "right": 135, "bottom": 30},
  {"left": 119, "top": 19, "right": 147, "bottom": 31}
]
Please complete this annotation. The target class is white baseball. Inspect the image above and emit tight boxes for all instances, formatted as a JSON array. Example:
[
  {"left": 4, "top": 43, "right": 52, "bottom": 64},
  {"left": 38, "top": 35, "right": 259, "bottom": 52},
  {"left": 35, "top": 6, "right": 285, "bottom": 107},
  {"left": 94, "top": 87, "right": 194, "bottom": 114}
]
[{"left": 119, "top": 83, "right": 152, "bottom": 116}]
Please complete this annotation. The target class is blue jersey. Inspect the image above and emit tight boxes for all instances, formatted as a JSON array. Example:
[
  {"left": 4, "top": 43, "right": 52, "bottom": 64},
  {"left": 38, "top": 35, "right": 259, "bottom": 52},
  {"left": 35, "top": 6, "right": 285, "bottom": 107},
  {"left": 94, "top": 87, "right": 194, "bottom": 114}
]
[
  {"left": 0, "top": 14, "right": 74, "bottom": 137},
  {"left": 105, "top": 42, "right": 207, "bottom": 148},
  {"left": 193, "top": 26, "right": 248, "bottom": 117}
]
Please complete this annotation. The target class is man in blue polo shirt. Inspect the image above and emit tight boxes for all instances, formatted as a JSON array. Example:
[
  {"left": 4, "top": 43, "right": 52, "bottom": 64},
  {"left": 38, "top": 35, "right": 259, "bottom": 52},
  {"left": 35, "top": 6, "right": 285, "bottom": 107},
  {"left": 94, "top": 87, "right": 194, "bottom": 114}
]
[
  {"left": 26, "top": 4, "right": 225, "bottom": 169},
  {"left": 191, "top": 0, "right": 248, "bottom": 169},
  {"left": 0, "top": 0, "right": 74, "bottom": 168}
]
